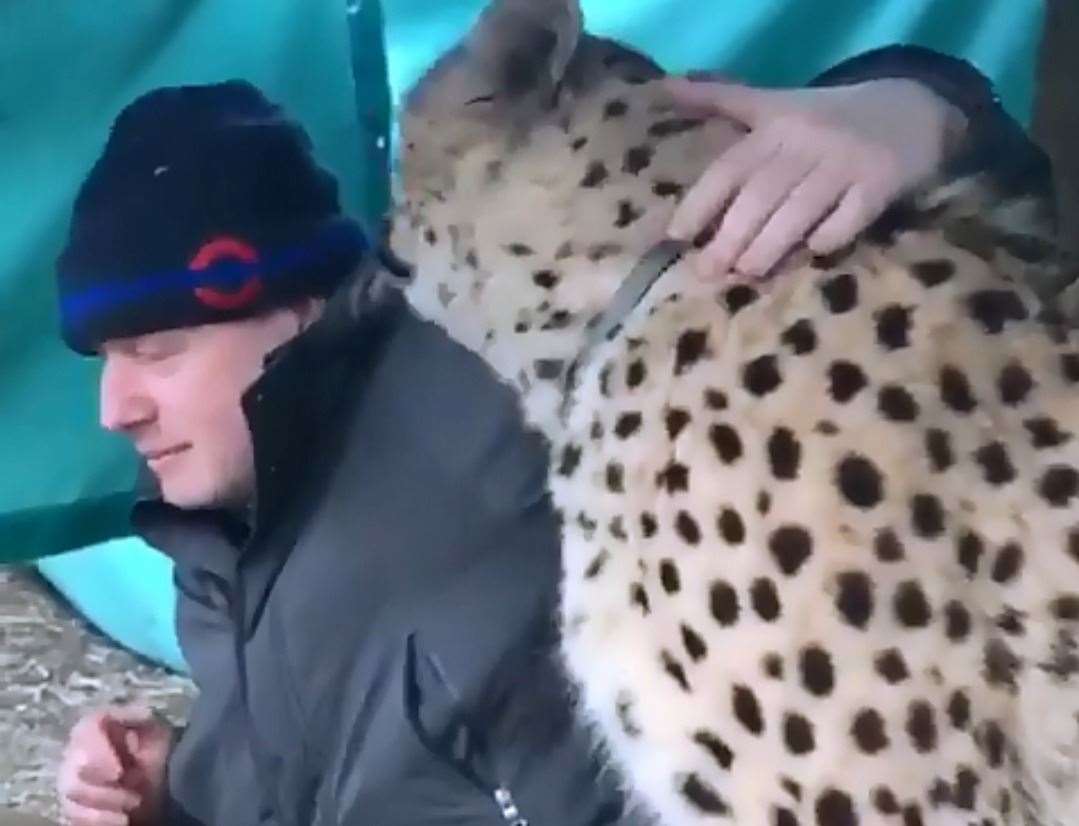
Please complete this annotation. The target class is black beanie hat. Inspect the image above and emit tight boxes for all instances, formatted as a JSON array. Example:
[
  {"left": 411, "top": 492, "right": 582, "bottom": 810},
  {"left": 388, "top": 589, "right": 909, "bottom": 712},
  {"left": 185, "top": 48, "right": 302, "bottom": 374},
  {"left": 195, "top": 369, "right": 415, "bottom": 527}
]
[{"left": 57, "top": 80, "right": 369, "bottom": 354}]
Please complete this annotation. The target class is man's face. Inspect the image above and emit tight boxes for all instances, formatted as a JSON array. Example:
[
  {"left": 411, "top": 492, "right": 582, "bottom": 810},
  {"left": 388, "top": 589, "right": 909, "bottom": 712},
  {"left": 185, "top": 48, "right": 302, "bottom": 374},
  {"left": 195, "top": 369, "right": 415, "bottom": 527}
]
[{"left": 98, "top": 308, "right": 310, "bottom": 510}]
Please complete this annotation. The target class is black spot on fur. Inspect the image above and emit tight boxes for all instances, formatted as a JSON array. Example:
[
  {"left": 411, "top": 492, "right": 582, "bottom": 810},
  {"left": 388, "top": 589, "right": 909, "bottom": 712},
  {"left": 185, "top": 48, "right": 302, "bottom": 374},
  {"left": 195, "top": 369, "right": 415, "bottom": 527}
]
[
  {"left": 835, "top": 571, "right": 874, "bottom": 629},
  {"left": 676, "top": 511, "right": 701, "bottom": 545},
  {"left": 1025, "top": 416, "right": 1071, "bottom": 448},
  {"left": 836, "top": 454, "right": 884, "bottom": 508},
  {"left": 630, "top": 583, "right": 650, "bottom": 614},
  {"left": 709, "top": 424, "right": 743, "bottom": 464},
  {"left": 939, "top": 365, "right": 978, "bottom": 413},
  {"left": 784, "top": 713, "right": 815, "bottom": 755},
  {"left": 874, "top": 787, "right": 900, "bottom": 815},
  {"left": 981, "top": 721, "right": 1005, "bottom": 768},
  {"left": 852, "top": 709, "right": 889, "bottom": 754},
  {"left": 661, "top": 650, "right": 691, "bottom": 691},
  {"left": 876, "top": 304, "right": 913, "bottom": 349},
  {"left": 776, "top": 807, "right": 798, "bottom": 826},
  {"left": 659, "top": 559, "right": 680, "bottom": 593},
  {"left": 532, "top": 269, "right": 559, "bottom": 289},
  {"left": 820, "top": 272, "right": 859, "bottom": 313},
  {"left": 815, "top": 789, "right": 856, "bottom": 826},
  {"left": 584, "top": 550, "right": 608, "bottom": 579},
  {"left": 605, "top": 462, "right": 624, "bottom": 493},
  {"left": 603, "top": 98, "right": 628, "bottom": 119},
  {"left": 966, "top": 289, "right": 1029, "bottom": 334},
  {"left": 983, "top": 638, "right": 1020, "bottom": 692},
  {"left": 945, "top": 600, "right": 972, "bottom": 642},
  {"left": 1062, "top": 352, "right": 1079, "bottom": 383},
  {"left": 1052, "top": 595, "right": 1079, "bottom": 620},
  {"left": 874, "top": 528, "right": 905, "bottom": 562},
  {"left": 680, "top": 773, "right": 729, "bottom": 814},
  {"left": 743, "top": 354, "right": 782, "bottom": 396},
  {"left": 656, "top": 461, "right": 689, "bottom": 494},
  {"left": 910, "top": 494, "right": 945, "bottom": 538},
  {"left": 763, "top": 653, "right": 784, "bottom": 679},
  {"left": 1040, "top": 465, "right": 1079, "bottom": 507},
  {"left": 681, "top": 624, "right": 707, "bottom": 662},
  {"left": 725, "top": 284, "right": 759, "bottom": 316},
  {"left": 614, "top": 412, "right": 642, "bottom": 439},
  {"left": 614, "top": 199, "right": 644, "bottom": 227},
  {"left": 906, "top": 701, "right": 938, "bottom": 753},
  {"left": 875, "top": 648, "right": 910, "bottom": 684},
  {"left": 800, "top": 645, "right": 835, "bottom": 697},
  {"left": 718, "top": 508, "right": 746, "bottom": 545},
  {"left": 652, "top": 180, "right": 684, "bottom": 198},
  {"left": 580, "top": 161, "right": 609, "bottom": 188},
  {"left": 710, "top": 581, "right": 740, "bottom": 627},
  {"left": 828, "top": 361, "right": 867, "bottom": 403},
  {"left": 693, "top": 730, "right": 734, "bottom": 771},
  {"left": 757, "top": 491, "right": 772, "bottom": 515},
  {"left": 665, "top": 408, "right": 691, "bottom": 440},
  {"left": 733, "top": 684, "right": 765, "bottom": 734},
  {"left": 626, "top": 358, "right": 647, "bottom": 388},
  {"left": 557, "top": 443, "right": 581, "bottom": 476},
  {"left": 974, "top": 442, "right": 1016, "bottom": 486},
  {"left": 535, "top": 359, "right": 564, "bottom": 381},
  {"left": 505, "top": 242, "right": 534, "bottom": 256},
  {"left": 622, "top": 145, "right": 653, "bottom": 175},
  {"left": 705, "top": 388, "right": 728, "bottom": 410},
  {"left": 768, "top": 427, "right": 802, "bottom": 480},
  {"left": 751, "top": 578, "right": 781, "bottom": 621},
  {"left": 991, "top": 542, "right": 1024, "bottom": 583},
  {"left": 770, "top": 526, "right": 813, "bottom": 576},
  {"left": 910, "top": 258, "right": 955, "bottom": 287},
  {"left": 925, "top": 428, "right": 954, "bottom": 472},
  {"left": 781, "top": 318, "right": 817, "bottom": 354},
  {"left": 998, "top": 362, "right": 1034, "bottom": 405},
  {"left": 674, "top": 329, "right": 709, "bottom": 374},
  {"left": 957, "top": 531, "right": 984, "bottom": 578},
  {"left": 570, "top": 135, "right": 588, "bottom": 152},
  {"left": 947, "top": 689, "right": 970, "bottom": 729},
  {"left": 894, "top": 580, "right": 932, "bottom": 627},
  {"left": 641, "top": 512, "right": 658, "bottom": 538},
  {"left": 878, "top": 385, "right": 919, "bottom": 421}
]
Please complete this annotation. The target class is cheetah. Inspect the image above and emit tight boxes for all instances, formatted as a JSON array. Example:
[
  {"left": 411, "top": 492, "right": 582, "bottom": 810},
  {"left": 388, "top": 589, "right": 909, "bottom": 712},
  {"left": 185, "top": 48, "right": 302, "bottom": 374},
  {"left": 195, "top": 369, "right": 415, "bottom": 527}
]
[{"left": 390, "top": 1, "right": 1079, "bottom": 823}]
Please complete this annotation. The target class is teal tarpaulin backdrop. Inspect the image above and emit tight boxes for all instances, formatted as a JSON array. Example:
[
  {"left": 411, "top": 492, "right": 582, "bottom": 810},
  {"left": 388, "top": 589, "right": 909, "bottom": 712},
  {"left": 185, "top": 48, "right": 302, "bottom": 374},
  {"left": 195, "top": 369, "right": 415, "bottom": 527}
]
[{"left": 1, "top": 0, "right": 1044, "bottom": 669}]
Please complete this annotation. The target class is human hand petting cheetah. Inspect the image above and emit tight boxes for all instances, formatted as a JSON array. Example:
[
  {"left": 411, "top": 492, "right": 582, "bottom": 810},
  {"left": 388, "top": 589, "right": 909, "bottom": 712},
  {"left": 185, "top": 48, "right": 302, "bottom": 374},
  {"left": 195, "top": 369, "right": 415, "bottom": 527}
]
[{"left": 665, "top": 76, "right": 969, "bottom": 279}]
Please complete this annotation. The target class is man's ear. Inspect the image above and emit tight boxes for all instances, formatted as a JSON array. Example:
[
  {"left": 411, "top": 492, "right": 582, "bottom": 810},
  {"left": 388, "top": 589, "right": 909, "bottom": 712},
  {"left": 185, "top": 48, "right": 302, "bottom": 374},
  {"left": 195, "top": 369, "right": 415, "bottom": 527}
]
[{"left": 291, "top": 296, "right": 326, "bottom": 335}]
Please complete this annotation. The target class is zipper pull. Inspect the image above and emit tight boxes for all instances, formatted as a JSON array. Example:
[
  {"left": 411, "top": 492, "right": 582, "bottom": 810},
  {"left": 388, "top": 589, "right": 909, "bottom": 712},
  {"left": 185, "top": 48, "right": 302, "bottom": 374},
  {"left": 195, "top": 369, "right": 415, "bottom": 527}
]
[{"left": 493, "top": 786, "right": 528, "bottom": 825}]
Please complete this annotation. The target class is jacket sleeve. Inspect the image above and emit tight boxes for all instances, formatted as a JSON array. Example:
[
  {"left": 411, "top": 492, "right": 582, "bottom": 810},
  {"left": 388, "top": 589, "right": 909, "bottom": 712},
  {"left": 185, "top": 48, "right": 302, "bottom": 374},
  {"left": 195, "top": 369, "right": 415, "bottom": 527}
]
[{"left": 809, "top": 44, "right": 1055, "bottom": 209}]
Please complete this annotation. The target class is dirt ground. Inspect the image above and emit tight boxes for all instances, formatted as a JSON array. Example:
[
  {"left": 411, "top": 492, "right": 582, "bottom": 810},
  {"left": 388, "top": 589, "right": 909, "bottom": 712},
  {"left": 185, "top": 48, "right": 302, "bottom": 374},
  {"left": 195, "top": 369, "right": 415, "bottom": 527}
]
[{"left": 0, "top": 566, "right": 194, "bottom": 821}]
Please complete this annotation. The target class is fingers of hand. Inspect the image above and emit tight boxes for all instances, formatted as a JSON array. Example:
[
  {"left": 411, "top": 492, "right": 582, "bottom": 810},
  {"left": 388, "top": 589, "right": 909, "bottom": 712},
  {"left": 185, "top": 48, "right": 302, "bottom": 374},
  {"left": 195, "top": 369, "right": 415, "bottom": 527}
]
[
  {"left": 66, "top": 781, "right": 142, "bottom": 814},
  {"left": 733, "top": 163, "right": 848, "bottom": 278},
  {"left": 667, "top": 134, "right": 778, "bottom": 241},
  {"left": 696, "top": 150, "right": 818, "bottom": 278},
  {"left": 807, "top": 184, "right": 887, "bottom": 254},
  {"left": 60, "top": 797, "right": 131, "bottom": 826}
]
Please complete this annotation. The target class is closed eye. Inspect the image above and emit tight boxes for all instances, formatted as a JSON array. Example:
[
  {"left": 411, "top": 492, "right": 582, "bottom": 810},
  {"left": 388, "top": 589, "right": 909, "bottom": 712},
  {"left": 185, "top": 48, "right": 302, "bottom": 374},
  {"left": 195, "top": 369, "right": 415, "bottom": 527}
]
[{"left": 465, "top": 94, "right": 496, "bottom": 105}]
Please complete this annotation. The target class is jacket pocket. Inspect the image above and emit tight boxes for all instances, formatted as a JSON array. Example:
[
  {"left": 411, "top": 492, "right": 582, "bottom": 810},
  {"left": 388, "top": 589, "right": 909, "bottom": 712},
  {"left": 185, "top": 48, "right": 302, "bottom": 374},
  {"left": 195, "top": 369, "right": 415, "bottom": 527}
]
[{"left": 403, "top": 632, "right": 529, "bottom": 825}]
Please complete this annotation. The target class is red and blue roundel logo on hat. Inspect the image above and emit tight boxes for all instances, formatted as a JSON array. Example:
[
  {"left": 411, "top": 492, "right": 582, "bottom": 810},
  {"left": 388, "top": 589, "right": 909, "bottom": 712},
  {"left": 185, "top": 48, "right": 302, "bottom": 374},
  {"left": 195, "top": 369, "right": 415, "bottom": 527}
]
[{"left": 188, "top": 236, "right": 264, "bottom": 310}]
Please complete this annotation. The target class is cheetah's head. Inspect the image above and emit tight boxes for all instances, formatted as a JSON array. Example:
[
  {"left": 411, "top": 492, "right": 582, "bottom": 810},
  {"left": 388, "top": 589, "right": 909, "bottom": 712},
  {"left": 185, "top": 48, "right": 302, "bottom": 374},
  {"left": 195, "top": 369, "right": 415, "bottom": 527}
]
[{"left": 392, "top": 0, "right": 746, "bottom": 431}]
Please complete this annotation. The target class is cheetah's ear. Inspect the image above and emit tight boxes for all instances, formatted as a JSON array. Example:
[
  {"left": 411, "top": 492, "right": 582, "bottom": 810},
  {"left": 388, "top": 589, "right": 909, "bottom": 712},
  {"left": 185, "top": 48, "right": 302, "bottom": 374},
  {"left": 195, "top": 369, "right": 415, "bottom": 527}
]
[{"left": 403, "top": 0, "right": 583, "bottom": 120}]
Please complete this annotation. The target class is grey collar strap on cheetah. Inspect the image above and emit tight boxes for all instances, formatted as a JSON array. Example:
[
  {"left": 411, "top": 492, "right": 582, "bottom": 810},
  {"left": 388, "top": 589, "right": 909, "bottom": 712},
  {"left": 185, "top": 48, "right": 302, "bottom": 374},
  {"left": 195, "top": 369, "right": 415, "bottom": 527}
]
[
  {"left": 562, "top": 238, "right": 690, "bottom": 409},
  {"left": 582, "top": 238, "right": 691, "bottom": 353}
]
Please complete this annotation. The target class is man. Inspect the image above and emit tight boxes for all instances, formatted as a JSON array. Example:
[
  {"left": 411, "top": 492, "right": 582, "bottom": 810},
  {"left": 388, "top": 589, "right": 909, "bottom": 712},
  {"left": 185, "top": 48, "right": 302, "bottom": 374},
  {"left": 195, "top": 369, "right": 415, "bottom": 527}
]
[{"left": 51, "top": 48, "right": 1051, "bottom": 826}]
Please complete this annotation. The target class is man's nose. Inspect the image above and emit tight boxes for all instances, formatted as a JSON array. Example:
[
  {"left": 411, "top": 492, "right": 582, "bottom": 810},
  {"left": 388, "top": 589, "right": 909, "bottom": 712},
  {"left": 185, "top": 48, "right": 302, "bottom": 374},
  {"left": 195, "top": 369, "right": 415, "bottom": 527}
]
[{"left": 99, "top": 359, "right": 155, "bottom": 433}]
